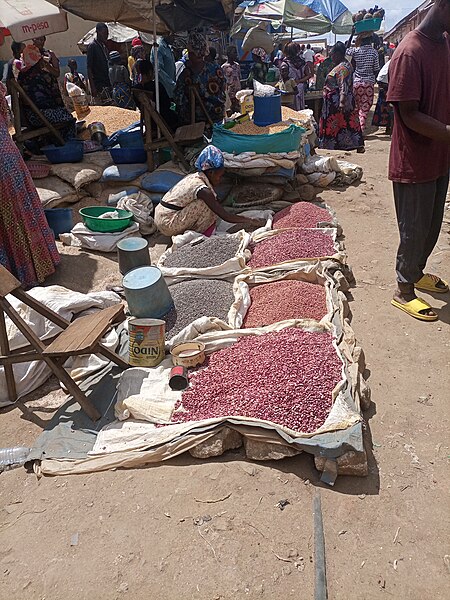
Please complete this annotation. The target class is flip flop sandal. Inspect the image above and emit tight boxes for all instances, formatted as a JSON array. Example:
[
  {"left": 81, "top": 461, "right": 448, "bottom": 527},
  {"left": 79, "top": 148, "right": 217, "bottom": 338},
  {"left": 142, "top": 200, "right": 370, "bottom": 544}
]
[
  {"left": 415, "top": 273, "right": 449, "bottom": 294},
  {"left": 391, "top": 297, "right": 438, "bottom": 322}
]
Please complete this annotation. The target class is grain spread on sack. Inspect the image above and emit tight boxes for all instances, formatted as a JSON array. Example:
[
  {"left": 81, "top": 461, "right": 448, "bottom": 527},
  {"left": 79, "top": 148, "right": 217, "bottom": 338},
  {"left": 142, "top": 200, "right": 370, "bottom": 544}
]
[
  {"left": 164, "top": 279, "right": 234, "bottom": 338},
  {"left": 171, "top": 329, "right": 342, "bottom": 433}
]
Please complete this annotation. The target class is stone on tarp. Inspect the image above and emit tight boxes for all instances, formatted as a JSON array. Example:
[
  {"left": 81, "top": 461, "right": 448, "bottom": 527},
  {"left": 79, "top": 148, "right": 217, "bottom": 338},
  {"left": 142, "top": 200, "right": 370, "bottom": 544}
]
[
  {"left": 36, "top": 177, "right": 86, "bottom": 208},
  {"left": 189, "top": 427, "right": 242, "bottom": 458},
  {"left": 243, "top": 438, "right": 301, "bottom": 461},
  {"left": 315, "top": 449, "right": 368, "bottom": 477}
]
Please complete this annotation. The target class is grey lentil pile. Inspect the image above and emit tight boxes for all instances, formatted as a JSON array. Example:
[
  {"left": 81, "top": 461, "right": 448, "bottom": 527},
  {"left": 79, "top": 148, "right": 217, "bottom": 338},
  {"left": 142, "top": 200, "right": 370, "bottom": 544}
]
[
  {"left": 164, "top": 236, "right": 241, "bottom": 269},
  {"left": 164, "top": 279, "right": 234, "bottom": 338}
]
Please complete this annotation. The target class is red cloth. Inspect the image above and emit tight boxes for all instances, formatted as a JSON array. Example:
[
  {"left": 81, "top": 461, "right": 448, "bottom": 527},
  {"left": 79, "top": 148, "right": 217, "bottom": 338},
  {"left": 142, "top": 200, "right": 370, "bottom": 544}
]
[
  {"left": 132, "top": 38, "right": 143, "bottom": 47},
  {"left": 387, "top": 30, "right": 450, "bottom": 183}
]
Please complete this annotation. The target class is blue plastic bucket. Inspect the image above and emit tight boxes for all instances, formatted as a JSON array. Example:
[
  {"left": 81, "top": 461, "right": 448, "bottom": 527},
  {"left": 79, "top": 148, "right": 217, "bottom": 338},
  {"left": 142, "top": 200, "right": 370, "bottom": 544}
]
[
  {"left": 117, "top": 237, "right": 151, "bottom": 275},
  {"left": 123, "top": 266, "right": 173, "bottom": 319},
  {"left": 253, "top": 93, "right": 282, "bottom": 127},
  {"left": 44, "top": 208, "right": 73, "bottom": 237}
]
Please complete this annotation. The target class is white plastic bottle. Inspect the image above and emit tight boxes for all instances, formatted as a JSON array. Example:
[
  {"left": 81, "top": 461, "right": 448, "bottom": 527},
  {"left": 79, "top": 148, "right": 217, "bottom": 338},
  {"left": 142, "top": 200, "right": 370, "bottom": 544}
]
[{"left": 0, "top": 447, "right": 30, "bottom": 472}]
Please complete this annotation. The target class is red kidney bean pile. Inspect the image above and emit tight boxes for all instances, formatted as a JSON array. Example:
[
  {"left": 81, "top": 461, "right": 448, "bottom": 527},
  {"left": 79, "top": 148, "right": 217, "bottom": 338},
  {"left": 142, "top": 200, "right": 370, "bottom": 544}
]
[
  {"left": 273, "top": 203, "right": 333, "bottom": 229},
  {"left": 242, "top": 280, "right": 327, "bottom": 328},
  {"left": 171, "top": 328, "right": 342, "bottom": 433},
  {"left": 248, "top": 230, "right": 335, "bottom": 268}
]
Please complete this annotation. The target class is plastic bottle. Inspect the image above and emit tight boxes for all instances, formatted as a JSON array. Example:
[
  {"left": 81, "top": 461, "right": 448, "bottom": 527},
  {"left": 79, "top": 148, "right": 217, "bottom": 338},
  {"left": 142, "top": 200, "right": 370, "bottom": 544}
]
[{"left": 0, "top": 447, "right": 31, "bottom": 472}]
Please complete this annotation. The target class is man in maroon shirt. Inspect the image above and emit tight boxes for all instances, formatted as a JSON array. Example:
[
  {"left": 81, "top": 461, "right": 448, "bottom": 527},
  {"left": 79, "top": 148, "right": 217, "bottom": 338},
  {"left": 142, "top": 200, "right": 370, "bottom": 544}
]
[{"left": 387, "top": 0, "right": 450, "bottom": 321}]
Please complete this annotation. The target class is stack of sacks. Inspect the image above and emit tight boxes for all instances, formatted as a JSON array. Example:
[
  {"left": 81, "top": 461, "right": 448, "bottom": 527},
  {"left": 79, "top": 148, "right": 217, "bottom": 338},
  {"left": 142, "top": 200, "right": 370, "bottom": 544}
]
[{"left": 300, "top": 156, "right": 363, "bottom": 188}]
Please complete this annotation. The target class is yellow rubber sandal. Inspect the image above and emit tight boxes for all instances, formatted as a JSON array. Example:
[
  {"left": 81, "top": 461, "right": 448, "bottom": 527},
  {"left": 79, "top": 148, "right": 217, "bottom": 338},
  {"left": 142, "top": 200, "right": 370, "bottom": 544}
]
[
  {"left": 415, "top": 273, "right": 449, "bottom": 294},
  {"left": 391, "top": 297, "right": 438, "bottom": 322}
]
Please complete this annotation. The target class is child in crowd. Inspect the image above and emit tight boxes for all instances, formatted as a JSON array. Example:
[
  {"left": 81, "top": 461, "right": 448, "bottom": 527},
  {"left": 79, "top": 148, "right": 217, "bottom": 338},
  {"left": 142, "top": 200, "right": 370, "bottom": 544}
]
[{"left": 275, "top": 62, "right": 297, "bottom": 108}]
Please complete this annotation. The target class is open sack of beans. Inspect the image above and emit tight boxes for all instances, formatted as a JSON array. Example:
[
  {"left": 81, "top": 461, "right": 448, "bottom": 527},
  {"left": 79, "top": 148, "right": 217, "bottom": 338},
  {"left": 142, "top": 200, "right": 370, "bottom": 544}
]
[
  {"left": 163, "top": 279, "right": 235, "bottom": 348},
  {"left": 248, "top": 228, "right": 346, "bottom": 271},
  {"left": 158, "top": 230, "right": 252, "bottom": 284},
  {"left": 229, "top": 265, "right": 347, "bottom": 333},
  {"left": 215, "top": 209, "right": 274, "bottom": 235},
  {"left": 105, "top": 324, "right": 363, "bottom": 460},
  {"left": 272, "top": 201, "right": 341, "bottom": 235}
]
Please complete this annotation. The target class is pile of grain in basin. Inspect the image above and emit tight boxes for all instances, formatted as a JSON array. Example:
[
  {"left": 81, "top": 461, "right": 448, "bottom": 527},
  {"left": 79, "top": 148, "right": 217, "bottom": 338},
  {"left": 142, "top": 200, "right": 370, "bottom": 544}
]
[
  {"left": 171, "top": 329, "right": 342, "bottom": 433},
  {"left": 231, "top": 106, "right": 309, "bottom": 136},
  {"left": 248, "top": 230, "right": 335, "bottom": 268},
  {"left": 79, "top": 106, "right": 140, "bottom": 136},
  {"left": 164, "top": 279, "right": 234, "bottom": 338},
  {"left": 243, "top": 280, "right": 327, "bottom": 328},
  {"left": 273, "top": 203, "right": 333, "bottom": 229},
  {"left": 164, "top": 236, "right": 241, "bottom": 269}
]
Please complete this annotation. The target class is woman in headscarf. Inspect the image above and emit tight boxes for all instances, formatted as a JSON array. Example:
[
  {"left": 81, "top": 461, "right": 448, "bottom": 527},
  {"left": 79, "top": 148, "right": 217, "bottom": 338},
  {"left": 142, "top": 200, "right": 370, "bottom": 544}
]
[
  {"left": 346, "top": 32, "right": 380, "bottom": 132},
  {"left": 173, "top": 32, "right": 226, "bottom": 126},
  {"left": 154, "top": 145, "right": 263, "bottom": 237},
  {"left": 318, "top": 42, "right": 364, "bottom": 152},
  {"left": 108, "top": 50, "right": 134, "bottom": 109},
  {"left": 18, "top": 44, "right": 76, "bottom": 149},
  {"left": 0, "top": 82, "right": 59, "bottom": 288},
  {"left": 281, "top": 42, "right": 313, "bottom": 110},
  {"left": 246, "top": 47, "right": 269, "bottom": 88}
]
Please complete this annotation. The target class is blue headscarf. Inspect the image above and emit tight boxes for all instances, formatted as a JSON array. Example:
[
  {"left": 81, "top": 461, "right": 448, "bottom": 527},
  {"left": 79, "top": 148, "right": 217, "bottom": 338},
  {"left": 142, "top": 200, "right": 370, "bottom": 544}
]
[{"left": 195, "top": 145, "right": 224, "bottom": 172}]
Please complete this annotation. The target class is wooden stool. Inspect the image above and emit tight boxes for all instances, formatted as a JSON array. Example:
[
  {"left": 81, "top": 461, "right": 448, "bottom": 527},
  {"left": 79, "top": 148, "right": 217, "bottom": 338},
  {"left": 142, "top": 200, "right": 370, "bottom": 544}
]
[{"left": 0, "top": 267, "right": 128, "bottom": 421}]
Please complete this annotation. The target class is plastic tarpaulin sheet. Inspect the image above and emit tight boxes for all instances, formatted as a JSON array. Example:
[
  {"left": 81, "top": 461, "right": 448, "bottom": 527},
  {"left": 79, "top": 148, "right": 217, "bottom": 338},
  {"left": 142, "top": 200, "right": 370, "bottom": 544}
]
[{"left": 238, "top": 0, "right": 353, "bottom": 34}]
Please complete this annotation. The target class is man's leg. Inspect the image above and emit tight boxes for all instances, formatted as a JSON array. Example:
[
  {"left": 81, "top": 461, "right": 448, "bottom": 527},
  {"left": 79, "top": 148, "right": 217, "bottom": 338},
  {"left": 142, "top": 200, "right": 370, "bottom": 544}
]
[
  {"left": 418, "top": 173, "right": 449, "bottom": 274},
  {"left": 393, "top": 179, "right": 437, "bottom": 312}
]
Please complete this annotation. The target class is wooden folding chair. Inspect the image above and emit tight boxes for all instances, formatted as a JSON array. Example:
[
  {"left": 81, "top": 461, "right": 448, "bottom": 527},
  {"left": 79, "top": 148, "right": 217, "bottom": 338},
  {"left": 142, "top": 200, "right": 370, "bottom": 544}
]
[
  {"left": 9, "top": 79, "right": 65, "bottom": 147},
  {"left": 134, "top": 90, "right": 204, "bottom": 172},
  {"left": 0, "top": 267, "right": 129, "bottom": 422}
]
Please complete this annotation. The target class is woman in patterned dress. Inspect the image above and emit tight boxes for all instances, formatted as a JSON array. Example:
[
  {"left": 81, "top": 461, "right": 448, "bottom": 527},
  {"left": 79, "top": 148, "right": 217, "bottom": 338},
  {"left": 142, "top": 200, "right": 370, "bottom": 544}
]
[
  {"left": 318, "top": 42, "right": 364, "bottom": 152},
  {"left": 281, "top": 42, "right": 313, "bottom": 111},
  {"left": 154, "top": 146, "right": 263, "bottom": 237},
  {"left": 0, "top": 83, "right": 59, "bottom": 288},
  {"left": 174, "top": 32, "right": 226, "bottom": 126},
  {"left": 18, "top": 45, "right": 76, "bottom": 149}
]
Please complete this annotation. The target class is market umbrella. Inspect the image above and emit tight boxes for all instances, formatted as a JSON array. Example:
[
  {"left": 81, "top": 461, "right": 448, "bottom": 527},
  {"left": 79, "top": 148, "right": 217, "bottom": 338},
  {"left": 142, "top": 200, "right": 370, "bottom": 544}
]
[
  {"left": 239, "top": 0, "right": 353, "bottom": 34},
  {"left": 0, "top": 0, "right": 68, "bottom": 42}
]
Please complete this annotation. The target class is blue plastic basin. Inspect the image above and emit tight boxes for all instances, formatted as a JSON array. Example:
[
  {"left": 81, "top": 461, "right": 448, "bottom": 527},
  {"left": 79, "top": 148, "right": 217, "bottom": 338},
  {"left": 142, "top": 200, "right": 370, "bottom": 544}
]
[
  {"left": 110, "top": 147, "right": 147, "bottom": 165},
  {"left": 42, "top": 140, "right": 84, "bottom": 164},
  {"left": 118, "top": 130, "right": 145, "bottom": 149}
]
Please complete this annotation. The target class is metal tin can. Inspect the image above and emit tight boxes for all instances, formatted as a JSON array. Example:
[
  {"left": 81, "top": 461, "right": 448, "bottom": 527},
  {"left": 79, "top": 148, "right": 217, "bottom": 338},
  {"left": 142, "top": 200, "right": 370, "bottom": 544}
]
[
  {"left": 169, "top": 366, "right": 189, "bottom": 391},
  {"left": 128, "top": 318, "right": 165, "bottom": 367}
]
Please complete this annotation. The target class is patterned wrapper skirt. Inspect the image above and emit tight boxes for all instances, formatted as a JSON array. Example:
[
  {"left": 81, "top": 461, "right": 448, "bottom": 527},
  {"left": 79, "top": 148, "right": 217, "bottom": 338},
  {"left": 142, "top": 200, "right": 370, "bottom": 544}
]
[{"left": 0, "top": 116, "right": 60, "bottom": 288}]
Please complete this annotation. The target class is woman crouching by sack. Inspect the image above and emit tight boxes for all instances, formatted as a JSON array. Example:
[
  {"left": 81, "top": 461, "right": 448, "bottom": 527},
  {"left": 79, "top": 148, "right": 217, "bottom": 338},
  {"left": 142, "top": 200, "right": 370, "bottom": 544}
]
[{"left": 154, "top": 145, "right": 264, "bottom": 237}]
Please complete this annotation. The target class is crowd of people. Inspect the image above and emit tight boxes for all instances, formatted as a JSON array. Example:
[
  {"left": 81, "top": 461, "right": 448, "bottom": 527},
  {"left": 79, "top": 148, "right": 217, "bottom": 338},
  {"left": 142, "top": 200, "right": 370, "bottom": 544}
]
[{"left": 1, "top": 4, "right": 448, "bottom": 328}]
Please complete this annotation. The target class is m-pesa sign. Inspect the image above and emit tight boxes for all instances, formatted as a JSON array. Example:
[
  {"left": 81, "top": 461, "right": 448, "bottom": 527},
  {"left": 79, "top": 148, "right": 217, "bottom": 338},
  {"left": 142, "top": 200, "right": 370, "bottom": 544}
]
[
  {"left": 0, "top": 0, "right": 68, "bottom": 42},
  {"left": 22, "top": 21, "right": 50, "bottom": 35}
]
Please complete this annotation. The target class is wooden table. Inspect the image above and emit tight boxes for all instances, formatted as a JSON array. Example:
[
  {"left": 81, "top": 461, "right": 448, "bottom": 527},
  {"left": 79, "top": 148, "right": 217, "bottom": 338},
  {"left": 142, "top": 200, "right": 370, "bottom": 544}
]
[{"left": 305, "top": 90, "right": 323, "bottom": 122}]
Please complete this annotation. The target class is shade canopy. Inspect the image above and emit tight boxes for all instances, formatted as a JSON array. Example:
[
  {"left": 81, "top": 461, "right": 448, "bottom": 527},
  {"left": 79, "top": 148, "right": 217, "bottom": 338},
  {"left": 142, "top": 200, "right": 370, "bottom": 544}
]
[
  {"left": 0, "top": 0, "right": 68, "bottom": 42},
  {"left": 77, "top": 22, "right": 155, "bottom": 52},
  {"left": 236, "top": 0, "right": 353, "bottom": 34},
  {"left": 56, "top": 0, "right": 233, "bottom": 34}
]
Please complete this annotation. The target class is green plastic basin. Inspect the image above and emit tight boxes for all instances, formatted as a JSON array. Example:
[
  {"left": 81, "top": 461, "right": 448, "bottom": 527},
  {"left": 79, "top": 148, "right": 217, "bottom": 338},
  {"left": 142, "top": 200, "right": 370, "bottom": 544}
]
[{"left": 79, "top": 206, "right": 134, "bottom": 232}]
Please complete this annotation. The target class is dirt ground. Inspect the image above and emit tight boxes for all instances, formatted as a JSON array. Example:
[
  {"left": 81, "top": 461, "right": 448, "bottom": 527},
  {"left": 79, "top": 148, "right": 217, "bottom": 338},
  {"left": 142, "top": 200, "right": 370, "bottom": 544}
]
[{"left": 1, "top": 131, "right": 449, "bottom": 600}]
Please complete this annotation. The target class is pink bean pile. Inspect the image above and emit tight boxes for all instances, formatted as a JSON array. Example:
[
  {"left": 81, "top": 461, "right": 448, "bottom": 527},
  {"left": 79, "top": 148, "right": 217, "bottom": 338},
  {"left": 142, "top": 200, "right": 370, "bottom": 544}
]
[
  {"left": 171, "top": 329, "right": 342, "bottom": 433},
  {"left": 273, "top": 203, "right": 333, "bottom": 229},
  {"left": 243, "top": 280, "right": 327, "bottom": 328},
  {"left": 248, "top": 230, "right": 335, "bottom": 268}
]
